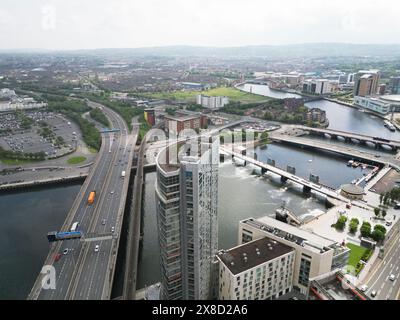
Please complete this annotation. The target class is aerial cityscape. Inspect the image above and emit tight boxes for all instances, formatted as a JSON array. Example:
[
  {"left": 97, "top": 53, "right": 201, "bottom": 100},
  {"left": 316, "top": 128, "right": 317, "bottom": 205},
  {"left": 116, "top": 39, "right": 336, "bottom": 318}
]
[{"left": 1, "top": 0, "right": 400, "bottom": 306}]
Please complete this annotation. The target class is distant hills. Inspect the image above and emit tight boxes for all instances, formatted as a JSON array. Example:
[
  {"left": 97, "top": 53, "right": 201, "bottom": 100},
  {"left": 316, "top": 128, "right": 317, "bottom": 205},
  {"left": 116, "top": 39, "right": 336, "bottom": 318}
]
[
  {"left": 70, "top": 43, "right": 400, "bottom": 58},
  {"left": 2, "top": 43, "right": 400, "bottom": 58}
]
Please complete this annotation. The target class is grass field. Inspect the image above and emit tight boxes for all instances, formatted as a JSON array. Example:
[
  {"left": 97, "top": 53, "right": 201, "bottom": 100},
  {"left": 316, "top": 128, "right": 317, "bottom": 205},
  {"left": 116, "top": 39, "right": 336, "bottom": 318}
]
[
  {"left": 139, "top": 86, "right": 268, "bottom": 104},
  {"left": 67, "top": 156, "right": 87, "bottom": 165},
  {"left": 346, "top": 243, "right": 371, "bottom": 268}
]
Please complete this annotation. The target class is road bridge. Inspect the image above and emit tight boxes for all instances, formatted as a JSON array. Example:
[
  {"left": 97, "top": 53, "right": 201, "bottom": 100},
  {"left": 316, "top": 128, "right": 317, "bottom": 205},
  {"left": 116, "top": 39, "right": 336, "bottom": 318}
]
[
  {"left": 221, "top": 146, "right": 348, "bottom": 202},
  {"left": 297, "top": 126, "right": 400, "bottom": 151},
  {"left": 28, "top": 100, "right": 138, "bottom": 300}
]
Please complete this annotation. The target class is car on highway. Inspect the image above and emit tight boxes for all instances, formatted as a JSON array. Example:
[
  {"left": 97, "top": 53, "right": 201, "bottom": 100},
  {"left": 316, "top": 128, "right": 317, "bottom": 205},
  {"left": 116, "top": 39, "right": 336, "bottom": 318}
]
[
  {"left": 111, "top": 226, "right": 115, "bottom": 233},
  {"left": 63, "top": 249, "right": 69, "bottom": 255},
  {"left": 102, "top": 219, "right": 106, "bottom": 225},
  {"left": 389, "top": 274, "right": 396, "bottom": 281},
  {"left": 94, "top": 245, "right": 100, "bottom": 252},
  {"left": 360, "top": 285, "right": 368, "bottom": 292},
  {"left": 371, "top": 290, "right": 377, "bottom": 298},
  {"left": 54, "top": 253, "right": 62, "bottom": 262},
  {"left": 110, "top": 190, "right": 115, "bottom": 195}
]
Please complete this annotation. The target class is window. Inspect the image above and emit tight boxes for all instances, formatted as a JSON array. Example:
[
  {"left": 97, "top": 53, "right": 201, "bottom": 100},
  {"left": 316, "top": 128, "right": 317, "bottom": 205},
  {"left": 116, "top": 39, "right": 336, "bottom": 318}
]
[{"left": 299, "top": 258, "right": 311, "bottom": 286}]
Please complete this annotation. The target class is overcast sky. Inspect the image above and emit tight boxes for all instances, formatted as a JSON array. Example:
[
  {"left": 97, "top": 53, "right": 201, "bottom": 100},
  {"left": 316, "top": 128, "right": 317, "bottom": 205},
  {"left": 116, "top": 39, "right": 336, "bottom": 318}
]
[{"left": 0, "top": 0, "right": 399, "bottom": 50}]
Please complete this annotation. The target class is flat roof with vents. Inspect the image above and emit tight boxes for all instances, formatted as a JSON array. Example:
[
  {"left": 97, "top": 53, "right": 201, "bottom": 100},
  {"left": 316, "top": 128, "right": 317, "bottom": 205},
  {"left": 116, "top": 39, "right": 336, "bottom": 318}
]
[{"left": 217, "top": 237, "right": 294, "bottom": 275}]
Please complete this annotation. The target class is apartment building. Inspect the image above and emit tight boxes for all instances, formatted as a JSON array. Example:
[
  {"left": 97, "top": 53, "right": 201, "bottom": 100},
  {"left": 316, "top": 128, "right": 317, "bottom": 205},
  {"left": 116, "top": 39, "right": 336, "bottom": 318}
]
[
  {"left": 353, "top": 70, "right": 380, "bottom": 97},
  {"left": 196, "top": 94, "right": 229, "bottom": 109},
  {"left": 302, "top": 79, "right": 333, "bottom": 95},
  {"left": 238, "top": 216, "right": 350, "bottom": 294},
  {"left": 155, "top": 137, "right": 219, "bottom": 300},
  {"left": 165, "top": 114, "right": 208, "bottom": 136},
  {"left": 217, "top": 237, "right": 295, "bottom": 300}
]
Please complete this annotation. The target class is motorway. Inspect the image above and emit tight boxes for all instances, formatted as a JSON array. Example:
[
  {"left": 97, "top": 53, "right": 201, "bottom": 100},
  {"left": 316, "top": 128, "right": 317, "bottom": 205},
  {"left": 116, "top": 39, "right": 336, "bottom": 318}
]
[
  {"left": 28, "top": 101, "right": 138, "bottom": 300},
  {"left": 364, "top": 231, "right": 400, "bottom": 300}
]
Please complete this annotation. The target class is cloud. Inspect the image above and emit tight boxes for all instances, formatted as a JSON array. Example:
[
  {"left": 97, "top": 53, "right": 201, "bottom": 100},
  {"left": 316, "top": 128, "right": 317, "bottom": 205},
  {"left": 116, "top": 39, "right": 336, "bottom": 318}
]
[{"left": 0, "top": 0, "right": 399, "bottom": 50}]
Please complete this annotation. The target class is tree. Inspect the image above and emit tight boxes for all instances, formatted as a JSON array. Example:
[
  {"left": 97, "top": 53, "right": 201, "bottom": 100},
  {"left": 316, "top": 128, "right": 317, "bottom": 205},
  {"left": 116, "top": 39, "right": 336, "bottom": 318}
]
[
  {"left": 379, "top": 193, "right": 384, "bottom": 205},
  {"left": 260, "top": 131, "right": 269, "bottom": 143},
  {"left": 382, "top": 210, "right": 387, "bottom": 218},
  {"left": 383, "top": 193, "right": 390, "bottom": 205},
  {"left": 360, "top": 221, "right": 372, "bottom": 238},
  {"left": 349, "top": 218, "right": 360, "bottom": 234},
  {"left": 371, "top": 230, "right": 385, "bottom": 242},
  {"left": 335, "top": 215, "right": 347, "bottom": 231},
  {"left": 374, "top": 208, "right": 381, "bottom": 217},
  {"left": 374, "top": 224, "right": 387, "bottom": 234}
]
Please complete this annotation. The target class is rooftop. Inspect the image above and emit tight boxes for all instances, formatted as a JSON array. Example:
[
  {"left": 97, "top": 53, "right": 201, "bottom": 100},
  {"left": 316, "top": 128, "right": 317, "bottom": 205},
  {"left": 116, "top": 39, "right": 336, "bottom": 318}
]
[
  {"left": 380, "top": 95, "right": 400, "bottom": 103},
  {"left": 242, "top": 216, "right": 337, "bottom": 254},
  {"left": 218, "top": 237, "right": 294, "bottom": 275},
  {"left": 165, "top": 114, "right": 203, "bottom": 122},
  {"left": 341, "top": 184, "right": 364, "bottom": 195},
  {"left": 358, "top": 70, "right": 380, "bottom": 74},
  {"left": 156, "top": 137, "right": 218, "bottom": 173}
]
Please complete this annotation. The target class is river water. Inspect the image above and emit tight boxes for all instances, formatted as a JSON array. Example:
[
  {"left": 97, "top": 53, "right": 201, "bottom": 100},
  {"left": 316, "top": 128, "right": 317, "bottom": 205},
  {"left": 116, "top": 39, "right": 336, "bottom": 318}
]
[
  {"left": 136, "top": 141, "right": 372, "bottom": 287},
  {"left": 0, "top": 184, "right": 81, "bottom": 300},
  {"left": 239, "top": 83, "right": 400, "bottom": 140},
  {"left": 1, "top": 83, "right": 396, "bottom": 298}
]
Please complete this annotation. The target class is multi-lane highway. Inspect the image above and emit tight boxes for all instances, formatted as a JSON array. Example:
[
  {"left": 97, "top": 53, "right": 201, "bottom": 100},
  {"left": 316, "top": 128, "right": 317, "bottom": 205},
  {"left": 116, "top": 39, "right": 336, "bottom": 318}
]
[
  {"left": 364, "top": 231, "right": 400, "bottom": 300},
  {"left": 28, "top": 101, "right": 138, "bottom": 300}
]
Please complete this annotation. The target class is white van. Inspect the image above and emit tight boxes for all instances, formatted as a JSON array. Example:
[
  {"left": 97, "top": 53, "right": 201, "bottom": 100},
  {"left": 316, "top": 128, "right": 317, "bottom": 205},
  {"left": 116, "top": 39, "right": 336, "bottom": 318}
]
[{"left": 70, "top": 222, "right": 79, "bottom": 232}]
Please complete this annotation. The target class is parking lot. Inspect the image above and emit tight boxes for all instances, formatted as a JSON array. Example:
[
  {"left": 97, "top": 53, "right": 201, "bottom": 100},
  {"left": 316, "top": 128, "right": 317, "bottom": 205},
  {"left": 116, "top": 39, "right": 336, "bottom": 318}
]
[
  {"left": 0, "top": 111, "right": 82, "bottom": 159},
  {"left": 371, "top": 168, "right": 400, "bottom": 195}
]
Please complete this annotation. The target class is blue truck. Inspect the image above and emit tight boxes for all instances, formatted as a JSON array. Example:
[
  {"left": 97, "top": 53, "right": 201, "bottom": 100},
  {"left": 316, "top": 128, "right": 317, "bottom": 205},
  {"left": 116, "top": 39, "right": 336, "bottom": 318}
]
[{"left": 47, "top": 231, "right": 83, "bottom": 242}]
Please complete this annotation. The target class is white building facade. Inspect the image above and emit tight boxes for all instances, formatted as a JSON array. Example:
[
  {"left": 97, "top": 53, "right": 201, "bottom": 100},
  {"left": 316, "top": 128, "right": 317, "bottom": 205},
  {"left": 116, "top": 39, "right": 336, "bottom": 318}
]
[
  {"left": 196, "top": 94, "right": 229, "bottom": 109},
  {"left": 155, "top": 137, "right": 219, "bottom": 300},
  {"left": 238, "top": 216, "right": 350, "bottom": 294},
  {"left": 302, "top": 79, "right": 333, "bottom": 95},
  {"left": 354, "top": 95, "right": 400, "bottom": 115}
]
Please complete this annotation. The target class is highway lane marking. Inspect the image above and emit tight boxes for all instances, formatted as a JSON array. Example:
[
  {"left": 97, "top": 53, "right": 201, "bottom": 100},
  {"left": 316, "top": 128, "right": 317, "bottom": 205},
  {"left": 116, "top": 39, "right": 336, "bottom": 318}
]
[
  {"left": 80, "top": 183, "right": 117, "bottom": 299},
  {"left": 366, "top": 232, "right": 400, "bottom": 287},
  {"left": 52, "top": 139, "right": 112, "bottom": 296},
  {"left": 70, "top": 117, "right": 128, "bottom": 299},
  {"left": 368, "top": 248, "right": 399, "bottom": 291},
  {"left": 33, "top": 135, "right": 110, "bottom": 299},
  {"left": 85, "top": 245, "right": 104, "bottom": 299},
  {"left": 66, "top": 108, "right": 132, "bottom": 300},
  {"left": 65, "top": 122, "right": 120, "bottom": 298}
]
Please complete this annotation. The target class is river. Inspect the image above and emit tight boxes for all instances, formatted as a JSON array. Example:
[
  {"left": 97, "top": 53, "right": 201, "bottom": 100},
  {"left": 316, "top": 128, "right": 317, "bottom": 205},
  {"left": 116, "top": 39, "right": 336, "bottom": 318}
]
[
  {"left": 239, "top": 83, "right": 400, "bottom": 140},
  {"left": 136, "top": 143, "right": 370, "bottom": 288},
  {"left": 1, "top": 83, "right": 395, "bottom": 298},
  {"left": 0, "top": 184, "right": 81, "bottom": 300}
]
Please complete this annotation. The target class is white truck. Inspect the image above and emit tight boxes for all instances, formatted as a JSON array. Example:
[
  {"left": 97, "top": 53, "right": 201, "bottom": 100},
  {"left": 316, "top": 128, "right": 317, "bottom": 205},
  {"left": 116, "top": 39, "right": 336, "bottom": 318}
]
[{"left": 121, "top": 171, "right": 126, "bottom": 178}]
